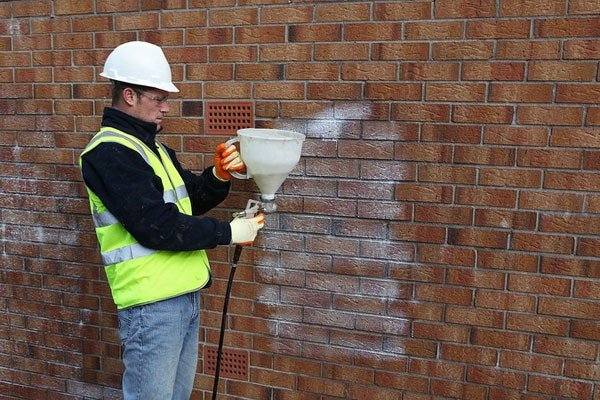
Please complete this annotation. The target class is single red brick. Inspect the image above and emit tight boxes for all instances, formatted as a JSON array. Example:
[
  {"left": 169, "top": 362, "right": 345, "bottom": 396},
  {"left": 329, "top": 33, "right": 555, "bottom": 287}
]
[
  {"left": 435, "top": 0, "right": 496, "bottom": 18},
  {"left": 471, "top": 328, "right": 531, "bottom": 350},
  {"left": 518, "top": 148, "right": 583, "bottom": 169},
  {"left": 261, "top": 5, "right": 313, "bottom": 24},
  {"left": 344, "top": 22, "right": 401, "bottom": 41},
  {"left": 500, "top": 0, "right": 566, "bottom": 16},
  {"left": 431, "top": 381, "right": 488, "bottom": 399},
  {"left": 391, "top": 103, "right": 450, "bottom": 122},
  {"left": 374, "top": 2, "right": 431, "bottom": 20},
  {"left": 365, "top": 83, "right": 422, "bottom": 101},
  {"left": 512, "top": 232, "right": 574, "bottom": 254},
  {"left": 342, "top": 62, "right": 398, "bottom": 81},
  {"left": 413, "top": 321, "right": 470, "bottom": 343},
  {"left": 467, "top": 19, "right": 530, "bottom": 39},
  {"left": 448, "top": 228, "right": 509, "bottom": 249},
  {"left": 315, "top": 43, "right": 369, "bottom": 61},
  {"left": 571, "top": 320, "right": 600, "bottom": 340},
  {"left": 507, "top": 313, "right": 569, "bottom": 335},
  {"left": 475, "top": 290, "right": 536, "bottom": 312},
  {"left": 540, "top": 297, "right": 600, "bottom": 320},
  {"left": 484, "top": 126, "right": 549, "bottom": 146},
  {"left": 578, "top": 237, "right": 600, "bottom": 257},
  {"left": 433, "top": 41, "right": 494, "bottom": 60},
  {"left": 588, "top": 107, "right": 600, "bottom": 125},
  {"left": 518, "top": 105, "right": 584, "bottom": 125},
  {"left": 489, "top": 83, "right": 554, "bottom": 102},
  {"left": 497, "top": 39, "right": 561, "bottom": 59},
  {"left": 545, "top": 171, "right": 600, "bottom": 191},
  {"left": 307, "top": 83, "right": 361, "bottom": 100},
  {"left": 375, "top": 370, "right": 429, "bottom": 392},
  {"left": 520, "top": 191, "right": 584, "bottom": 212},
  {"left": 475, "top": 209, "right": 537, "bottom": 230},
  {"left": 529, "top": 60, "right": 597, "bottom": 81},
  {"left": 315, "top": 3, "right": 371, "bottom": 22},
  {"left": 415, "top": 205, "right": 473, "bottom": 225},
  {"left": 564, "top": 39, "right": 600, "bottom": 59},
  {"left": 456, "top": 187, "right": 517, "bottom": 208},
  {"left": 467, "top": 366, "right": 527, "bottom": 390},
  {"left": 288, "top": 24, "right": 341, "bottom": 42},
  {"left": 574, "top": 280, "right": 600, "bottom": 300},
  {"left": 426, "top": 83, "right": 486, "bottom": 102},
  {"left": 236, "top": 26, "right": 285, "bottom": 44},
  {"left": 529, "top": 375, "right": 594, "bottom": 399},
  {"left": 54, "top": 0, "right": 93, "bottom": 15},
  {"left": 454, "top": 105, "right": 514, "bottom": 124},
  {"left": 186, "top": 27, "right": 232, "bottom": 44},
  {"left": 501, "top": 351, "right": 563, "bottom": 375},
  {"left": 209, "top": 8, "right": 258, "bottom": 26},
  {"left": 535, "top": 16, "right": 600, "bottom": 37},
  {"left": 447, "top": 269, "right": 505, "bottom": 289},
  {"left": 462, "top": 61, "right": 526, "bottom": 80},
  {"left": 446, "top": 306, "right": 505, "bottom": 328},
  {"left": 405, "top": 21, "right": 464, "bottom": 40},
  {"left": 415, "top": 284, "right": 473, "bottom": 306}
]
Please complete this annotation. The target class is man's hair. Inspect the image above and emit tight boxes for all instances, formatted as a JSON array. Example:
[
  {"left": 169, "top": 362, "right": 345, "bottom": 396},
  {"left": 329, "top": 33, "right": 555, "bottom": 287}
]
[{"left": 110, "top": 80, "right": 152, "bottom": 106}]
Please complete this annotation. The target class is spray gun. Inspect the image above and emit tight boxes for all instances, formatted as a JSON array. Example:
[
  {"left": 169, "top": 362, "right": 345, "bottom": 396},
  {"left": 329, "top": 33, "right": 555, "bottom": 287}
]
[
  {"left": 230, "top": 199, "right": 275, "bottom": 262},
  {"left": 232, "top": 198, "right": 276, "bottom": 219}
]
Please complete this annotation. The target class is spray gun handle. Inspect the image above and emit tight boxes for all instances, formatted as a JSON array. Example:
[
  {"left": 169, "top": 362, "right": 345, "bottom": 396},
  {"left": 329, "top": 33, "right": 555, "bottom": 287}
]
[{"left": 224, "top": 137, "right": 248, "bottom": 180}]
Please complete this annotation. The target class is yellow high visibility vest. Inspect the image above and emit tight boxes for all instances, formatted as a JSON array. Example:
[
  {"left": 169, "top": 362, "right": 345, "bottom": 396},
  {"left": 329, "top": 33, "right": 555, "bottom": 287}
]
[{"left": 80, "top": 127, "right": 211, "bottom": 309}]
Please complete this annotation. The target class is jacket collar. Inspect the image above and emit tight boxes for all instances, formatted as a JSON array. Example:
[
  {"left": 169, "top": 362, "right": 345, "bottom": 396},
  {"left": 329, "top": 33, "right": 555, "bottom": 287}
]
[{"left": 101, "top": 107, "right": 162, "bottom": 148}]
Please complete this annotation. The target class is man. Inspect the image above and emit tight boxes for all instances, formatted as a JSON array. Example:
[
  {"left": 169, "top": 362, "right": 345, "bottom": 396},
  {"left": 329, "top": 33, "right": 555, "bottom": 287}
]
[{"left": 79, "top": 41, "right": 264, "bottom": 399}]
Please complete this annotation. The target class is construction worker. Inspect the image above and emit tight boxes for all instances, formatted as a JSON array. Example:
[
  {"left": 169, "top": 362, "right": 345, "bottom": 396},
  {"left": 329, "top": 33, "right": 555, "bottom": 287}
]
[{"left": 79, "top": 41, "right": 264, "bottom": 399}]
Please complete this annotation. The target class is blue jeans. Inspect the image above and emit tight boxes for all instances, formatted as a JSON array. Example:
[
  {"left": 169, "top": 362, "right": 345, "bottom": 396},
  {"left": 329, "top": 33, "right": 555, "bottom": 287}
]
[{"left": 117, "top": 291, "right": 200, "bottom": 400}]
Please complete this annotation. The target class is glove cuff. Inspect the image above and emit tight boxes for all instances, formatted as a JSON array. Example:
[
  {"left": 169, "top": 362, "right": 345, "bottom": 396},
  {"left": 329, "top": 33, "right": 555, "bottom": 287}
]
[{"left": 212, "top": 166, "right": 230, "bottom": 182}]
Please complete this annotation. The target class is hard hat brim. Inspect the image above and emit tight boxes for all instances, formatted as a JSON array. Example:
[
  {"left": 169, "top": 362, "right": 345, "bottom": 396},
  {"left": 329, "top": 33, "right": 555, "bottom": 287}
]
[{"left": 100, "top": 74, "right": 179, "bottom": 93}]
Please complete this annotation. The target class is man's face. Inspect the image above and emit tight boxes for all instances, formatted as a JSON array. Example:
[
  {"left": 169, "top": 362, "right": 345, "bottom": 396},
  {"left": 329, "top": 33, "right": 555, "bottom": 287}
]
[{"left": 127, "top": 88, "right": 170, "bottom": 130}]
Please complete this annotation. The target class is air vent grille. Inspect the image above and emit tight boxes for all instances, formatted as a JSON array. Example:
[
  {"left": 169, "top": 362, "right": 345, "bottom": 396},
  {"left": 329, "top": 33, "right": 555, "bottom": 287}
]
[
  {"left": 203, "top": 346, "right": 248, "bottom": 380},
  {"left": 204, "top": 101, "right": 254, "bottom": 135}
]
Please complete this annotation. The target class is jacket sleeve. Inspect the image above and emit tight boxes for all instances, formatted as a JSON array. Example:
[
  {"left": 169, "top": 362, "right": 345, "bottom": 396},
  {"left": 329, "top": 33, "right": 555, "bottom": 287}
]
[
  {"left": 163, "top": 145, "right": 232, "bottom": 216},
  {"left": 80, "top": 142, "right": 232, "bottom": 251}
]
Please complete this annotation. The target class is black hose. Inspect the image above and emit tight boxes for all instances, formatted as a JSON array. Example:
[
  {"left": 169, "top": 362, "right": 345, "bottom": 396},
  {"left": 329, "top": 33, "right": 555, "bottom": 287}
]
[{"left": 211, "top": 245, "right": 243, "bottom": 400}]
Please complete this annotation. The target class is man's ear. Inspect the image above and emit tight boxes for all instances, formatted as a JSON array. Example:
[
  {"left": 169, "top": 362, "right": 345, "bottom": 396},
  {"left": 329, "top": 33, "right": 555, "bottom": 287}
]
[{"left": 122, "top": 87, "right": 137, "bottom": 107}]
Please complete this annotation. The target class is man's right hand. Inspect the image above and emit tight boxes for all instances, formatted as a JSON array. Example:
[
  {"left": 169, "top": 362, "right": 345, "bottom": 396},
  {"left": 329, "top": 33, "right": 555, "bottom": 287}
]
[{"left": 230, "top": 214, "right": 265, "bottom": 245}]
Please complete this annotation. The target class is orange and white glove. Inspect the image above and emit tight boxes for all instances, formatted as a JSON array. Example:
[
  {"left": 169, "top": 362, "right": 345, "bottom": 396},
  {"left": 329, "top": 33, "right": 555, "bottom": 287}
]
[
  {"left": 213, "top": 143, "right": 245, "bottom": 181},
  {"left": 230, "top": 214, "right": 265, "bottom": 246}
]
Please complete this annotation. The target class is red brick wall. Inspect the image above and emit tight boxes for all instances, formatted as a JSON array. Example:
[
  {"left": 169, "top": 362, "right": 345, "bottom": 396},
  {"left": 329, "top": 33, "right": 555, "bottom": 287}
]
[{"left": 1, "top": 1, "right": 599, "bottom": 399}]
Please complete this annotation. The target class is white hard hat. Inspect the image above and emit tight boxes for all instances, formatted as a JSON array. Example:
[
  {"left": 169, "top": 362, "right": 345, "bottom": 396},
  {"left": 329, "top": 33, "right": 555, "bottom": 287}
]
[{"left": 100, "top": 41, "right": 179, "bottom": 93}]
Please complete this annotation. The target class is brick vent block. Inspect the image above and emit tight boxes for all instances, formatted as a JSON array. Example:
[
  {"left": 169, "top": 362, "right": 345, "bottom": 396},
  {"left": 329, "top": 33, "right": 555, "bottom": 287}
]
[
  {"left": 204, "top": 101, "right": 254, "bottom": 135},
  {"left": 203, "top": 346, "right": 248, "bottom": 380}
]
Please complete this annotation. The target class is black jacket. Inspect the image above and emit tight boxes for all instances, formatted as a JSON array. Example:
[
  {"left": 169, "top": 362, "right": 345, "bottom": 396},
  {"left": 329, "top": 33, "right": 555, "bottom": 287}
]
[{"left": 81, "top": 107, "right": 232, "bottom": 251}]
